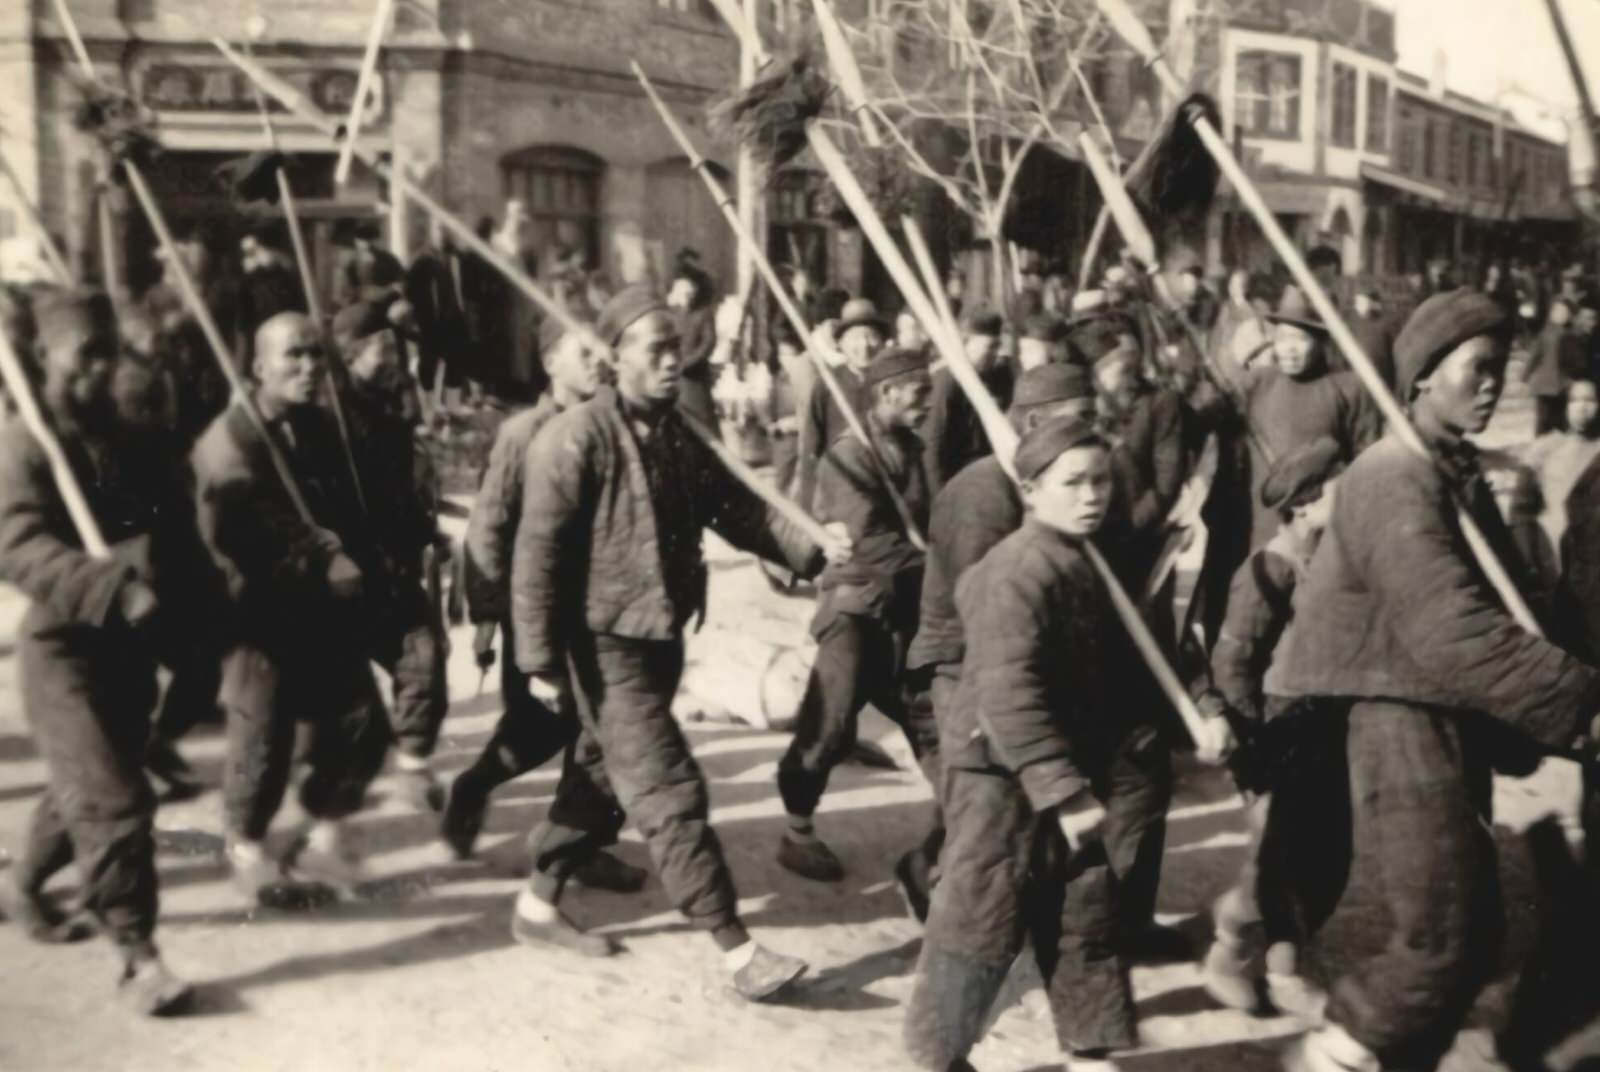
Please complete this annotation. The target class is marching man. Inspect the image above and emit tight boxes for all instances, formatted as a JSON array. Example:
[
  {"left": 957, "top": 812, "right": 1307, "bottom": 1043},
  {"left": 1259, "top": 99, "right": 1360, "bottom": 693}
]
[{"left": 509, "top": 286, "right": 852, "bottom": 998}]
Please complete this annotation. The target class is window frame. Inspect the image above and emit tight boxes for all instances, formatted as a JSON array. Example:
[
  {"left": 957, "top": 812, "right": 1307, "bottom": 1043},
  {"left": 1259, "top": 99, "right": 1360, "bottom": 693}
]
[
  {"left": 1330, "top": 62, "right": 1358, "bottom": 149},
  {"left": 1234, "top": 48, "right": 1303, "bottom": 141},
  {"left": 500, "top": 145, "right": 606, "bottom": 272},
  {"left": 1365, "top": 75, "right": 1390, "bottom": 153}
]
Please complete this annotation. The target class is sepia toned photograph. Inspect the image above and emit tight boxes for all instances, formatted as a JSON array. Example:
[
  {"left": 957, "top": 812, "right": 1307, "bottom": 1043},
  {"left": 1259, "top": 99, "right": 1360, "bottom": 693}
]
[{"left": 0, "top": 0, "right": 1598, "bottom": 1068}]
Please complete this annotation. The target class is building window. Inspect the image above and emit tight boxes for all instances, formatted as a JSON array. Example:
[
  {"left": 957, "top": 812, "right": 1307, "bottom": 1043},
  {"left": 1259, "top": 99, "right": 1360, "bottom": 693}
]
[
  {"left": 1235, "top": 50, "right": 1302, "bottom": 139},
  {"left": 1423, "top": 119, "right": 1438, "bottom": 179},
  {"left": 1330, "top": 63, "right": 1358, "bottom": 148},
  {"left": 1365, "top": 76, "right": 1389, "bottom": 152},
  {"left": 1446, "top": 124, "right": 1461, "bottom": 185},
  {"left": 768, "top": 169, "right": 829, "bottom": 283},
  {"left": 1465, "top": 133, "right": 1478, "bottom": 191},
  {"left": 501, "top": 146, "right": 605, "bottom": 271}
]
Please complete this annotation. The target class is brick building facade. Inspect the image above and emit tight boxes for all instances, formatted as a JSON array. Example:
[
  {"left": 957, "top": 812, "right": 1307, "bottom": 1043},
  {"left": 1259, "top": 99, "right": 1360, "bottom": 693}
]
[{"left": 0, "top": 0, "right": 819, "bottom": 297}]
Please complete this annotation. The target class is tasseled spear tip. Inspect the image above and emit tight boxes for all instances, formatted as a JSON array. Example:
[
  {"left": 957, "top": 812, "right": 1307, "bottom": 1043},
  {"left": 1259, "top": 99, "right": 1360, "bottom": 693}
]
[
  {"left": 709, "top": 52, "right": 832, "bottom": 171},
  {"left": 67, "top": 69, "right": 160, "bottom": 174},
  {"left": 1132, "top": 93, "right": 1222, "bottom": 222}
]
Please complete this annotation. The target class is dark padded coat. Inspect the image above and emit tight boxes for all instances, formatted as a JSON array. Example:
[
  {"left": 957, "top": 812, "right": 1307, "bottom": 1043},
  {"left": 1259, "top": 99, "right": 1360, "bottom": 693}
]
[
  {"left": 922, "top": 364, "right": 1013, "bottom": 497},
  {"left": 464, "top": 393, "right": 564, "bottom": 624},
  {"left": 950, "top": 520, "right": 1155, "bottom": 810},
  {"left": 1271, "top": 433, "right": 1599, "bottom": 749},
  {"left": 812, "top": 420, "right": 928, "bottom": 633},
  {"left": 512, "top": 387, "right": 823, "bottom": 677},
  {"left": 192, "top": 397, "right": 371, "bottom": 647},
  {"left": 908, "top": 454, "right": 1021, "bottom": 673}
]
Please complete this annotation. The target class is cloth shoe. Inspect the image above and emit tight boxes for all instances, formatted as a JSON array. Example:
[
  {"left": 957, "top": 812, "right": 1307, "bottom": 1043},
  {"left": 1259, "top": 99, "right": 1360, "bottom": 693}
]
[
  {"left": 567, "top": 851, "right": 648, "bottom": 894},
  {"left": 0, "top": 878, "right": 94, "bottom": 944},
  {"left": 441, "top": 773, "right": 489, "bottom": 860},
  {"left": 730, "top": 942, "right": 808, "bottom": 1002},
  {"left": 394, "top": 766, "right": 446, "bottom": 814},
  {"left": 118, "top": 952, "right": 194, "bottom": 1017},
  {"left": 777, "top": 832, "right": 845, "bottom": 883},
  {"left": 1281, "top": 1025, "right": 1379, "bottom": 1072},
  {"left": 509, "top": 899, "right": 617, "bottom": 958},
  {"left": 1201, "top": 939, "right": 1263, "bottom": 1012},
  {"left": 288, "top": 825, "right": 367, "bottom": 897},
  {"left": 1266, "top": 972, "right": 1328, "bottom": 1024}
]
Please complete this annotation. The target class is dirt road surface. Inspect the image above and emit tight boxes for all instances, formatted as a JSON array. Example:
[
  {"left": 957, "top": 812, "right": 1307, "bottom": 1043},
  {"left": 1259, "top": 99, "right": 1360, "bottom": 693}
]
[{"left": 1, "top": 384, "right": 1596, "bottom": 1071}]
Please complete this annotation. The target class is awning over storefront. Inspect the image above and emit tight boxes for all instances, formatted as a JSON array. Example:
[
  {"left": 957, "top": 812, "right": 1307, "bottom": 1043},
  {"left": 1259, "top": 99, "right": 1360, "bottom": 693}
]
[{"left": 1360, "top": 163, "right": 1450, "bottom": 205}]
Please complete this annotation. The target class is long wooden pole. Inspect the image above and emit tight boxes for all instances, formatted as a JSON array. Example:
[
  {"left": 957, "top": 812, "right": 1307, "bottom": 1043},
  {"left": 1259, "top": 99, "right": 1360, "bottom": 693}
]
[
  {"left": 48, "top": 0, "right": 315, "bottom": 524},
  {"left": 0, "top": 331, "right": 108, "bottom": 558},
  {"left": 0, "top": 151, "right": 72, "bottom": 284},
  {"left": 1095, "top": 0, "right": 1541, "bottom": 637},
  {"left": 701, "top": 0, "right": 1220, "bottom": 754},
  {"left": 335, "top": 0, "right": 394, "bottom": 188},
  {"left": 242, "top": 38, "right": 368, "bottom": 514},
  {"left": 214, "top": 35, "right": 835, "bottom": 549},
  {"left": 632, "top": 63, "right": 925, "bottom": 550}
]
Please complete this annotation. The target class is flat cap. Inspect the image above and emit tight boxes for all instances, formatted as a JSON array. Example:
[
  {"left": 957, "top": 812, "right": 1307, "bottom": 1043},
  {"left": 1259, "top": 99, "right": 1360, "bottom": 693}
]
[
  {"left": 837, "top": 297, "right": 887, "bottom": 336},
  {"left": 1394, "top": 288, "right": 1512, "bottom": 401},
  {"left": 596, "top": 284, "right": 669, "bottom": 346},
  {"left": 1013, "top": 363, "right": 1093, "bottom": 409},
  {"left": 1013, "top": 414, "right": 1105, "bottom": 483},
  {"left": 861, "top": 345, "right": 931, "bottom": 388},
  {"left": 1259, "top": 435, "right": 1343, "bottom": 511},
  {"left": 961, "top": 304, "right": 1004, "bottom": 337}
]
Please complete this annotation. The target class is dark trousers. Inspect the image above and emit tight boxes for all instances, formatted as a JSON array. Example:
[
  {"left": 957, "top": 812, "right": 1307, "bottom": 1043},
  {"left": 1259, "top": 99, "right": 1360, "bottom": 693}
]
[
  {"left": 150, "top": 642, "right": 224, "bottom": 745},
  {"left": 907, "top": 764, "right": 1138, "bottom": 1067},
  {"left": 17, "top": 628, "right": 160, "bottom": 956},
  {"left": 460, "top": 621, "right": 625, "bottom": 879},
  {"left": 220, "top": 642, "right": 390, "bottom": 842},
  {"left": 1102, "top": 729, "right": 1171, "bottom": 939},
  {"left": 372, "top": 581, "right": 449, "bottom": 760},
  {"left": 778, "top": 613, "right": 943, "bottom": 810},
  {"left": 1325, "top": 701, "right": 1502, "bottom": 1071},
  {"left": 567, "top": 631, "right": 739, "bottom": 932}
]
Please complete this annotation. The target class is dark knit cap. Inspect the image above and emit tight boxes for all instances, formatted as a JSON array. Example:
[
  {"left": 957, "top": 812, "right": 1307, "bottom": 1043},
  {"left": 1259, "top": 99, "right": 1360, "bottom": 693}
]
[
  {"left": 1013, "top": 414, "right": 1105, "bottom": 483},
  {"left": 1021, "top": 312, "right": 1069, "bottom": 344},
  {"left": 596, "top": 285, "right": 669, "bottom": 346},
  {"left": 1013, "top": 363, "right": 1093, "bottom": 409},
  {"left": 34, "top": 287, "right": 115, "bottom": 356},
  {"left": 861, "top": 345, "right": 931, "bottom": 388},
  {"left": 1394, "top": 288, "right": 1513, "bottom": 401},
  {"left": 961, "top": 304, "right": 1004, "bottom": 337},
  {"left": 1259, "top": 436, "right": 1343, "bottom": 510}
]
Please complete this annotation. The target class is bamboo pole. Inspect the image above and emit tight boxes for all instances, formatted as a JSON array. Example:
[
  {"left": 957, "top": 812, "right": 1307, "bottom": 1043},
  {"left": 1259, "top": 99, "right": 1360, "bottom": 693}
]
[
  {"left": 47, "top": 0, "right": 315, "bottom": 525},
  {"left": 242, "top": 37, "right": 368, "bottom": 515},
  {"left": 335, "top": 0, "right": 395, "bottom": 188},
  {"left": 214, "top": 35, "right": 836, "bottom": 550},
  {"left": 0, "top": 329, "right": 108, "bottom": 558},
  {"left": 639, "top": 0, "right": 1219, "bottom": 754},
  {"left": 0, "top": 151, "right": 72, "bottom": 284},
  {"left": 632, "top": 62, "right": 926, "bottom": 550},
  {"left": 1095, "top": 0, "right": 1542, "bottom": 638}
]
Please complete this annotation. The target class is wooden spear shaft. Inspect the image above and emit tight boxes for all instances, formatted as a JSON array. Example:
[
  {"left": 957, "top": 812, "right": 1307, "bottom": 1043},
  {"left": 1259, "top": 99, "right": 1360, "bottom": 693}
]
[
  {"left": 632, "top": 62, "right": 926, "bottom": 550},
  {"left": 0, "top": 330, "right": 108, "bottom": 558},
  {"left": 214, "top": 35, "right": 836, "bottom": 549}
]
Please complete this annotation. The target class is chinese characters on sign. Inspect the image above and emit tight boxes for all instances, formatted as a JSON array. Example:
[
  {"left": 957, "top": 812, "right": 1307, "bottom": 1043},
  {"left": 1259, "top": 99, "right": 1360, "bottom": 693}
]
[{"left": 139, "top": 65, "right": 386, "bottom": 125}]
